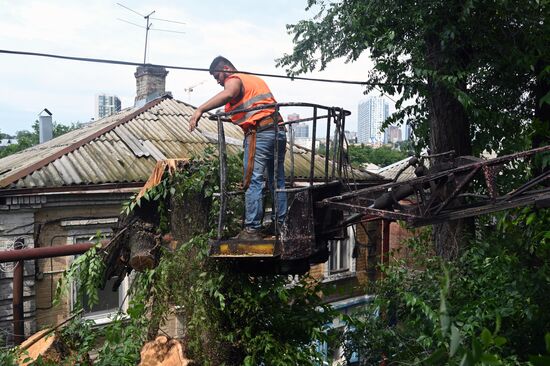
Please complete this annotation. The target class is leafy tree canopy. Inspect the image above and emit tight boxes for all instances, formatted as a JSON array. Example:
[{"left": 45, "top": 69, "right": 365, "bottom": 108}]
[
  {"left": 0, "top": 120, "right": 79, "bottom": 158},
  {"left": 347, "top": 144, "right": 408, "bottom": 168},
  {"left": 278, "top": 0, "right": 549, "bottom": 155}
]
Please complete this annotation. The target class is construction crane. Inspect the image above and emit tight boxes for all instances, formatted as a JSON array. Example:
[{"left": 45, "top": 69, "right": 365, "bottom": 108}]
[{"left": 184, "top": 80, "right": 207, "bottom": 101}]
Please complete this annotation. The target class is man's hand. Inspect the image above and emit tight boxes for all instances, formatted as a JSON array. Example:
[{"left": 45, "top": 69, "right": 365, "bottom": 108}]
[{"left": 189, "top": 109, "right": 203, "bottom": 132}]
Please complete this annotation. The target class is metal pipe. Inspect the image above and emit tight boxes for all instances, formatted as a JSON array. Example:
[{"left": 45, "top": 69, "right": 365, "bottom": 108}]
[
  {"left": 338, "top": 108, "right": 346, "bottom": 179},
  {"left": 0, "top": 243, "right": 94, "bottom": 263},
  {"left": 309, "top": 107, "right": 318, "bottom": 186},
  {"left": 217, "top": 115, "right": 228, "bottom": 240},
  {"left": 2, "top": 241, "right": 97, "bottom": 345},
  {"left": 13, "top": 258, "right": 24, "bottom": 345},
  {"left": 289, "top": 120, "right": 295, "bottom": 187},
  {"left": 331, "top": 109, "right": 341, "bottom": 180},
  {"left": 324, "top": 109, "right": 332, "bottom": 183},
  {"left": 273, "top": 106, "right": 280, "bottom": 237}
]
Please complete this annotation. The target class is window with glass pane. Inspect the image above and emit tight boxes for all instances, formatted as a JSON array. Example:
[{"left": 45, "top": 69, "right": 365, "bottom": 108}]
[
  {"left": 75, "top": 236, "right": 122, "bottom": 317},
  {"left": 328, "top": 226, "right": 354, "bottom": 274}
]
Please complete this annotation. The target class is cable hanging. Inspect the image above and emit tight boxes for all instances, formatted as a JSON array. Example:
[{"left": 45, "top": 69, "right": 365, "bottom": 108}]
[{"left": 0, "top": 49, "right": 404, "bottom": 87}]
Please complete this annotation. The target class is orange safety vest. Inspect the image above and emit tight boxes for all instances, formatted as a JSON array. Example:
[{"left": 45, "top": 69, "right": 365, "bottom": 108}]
[{"left": 224, "top": 73, "right": 277, "bottom": 132}]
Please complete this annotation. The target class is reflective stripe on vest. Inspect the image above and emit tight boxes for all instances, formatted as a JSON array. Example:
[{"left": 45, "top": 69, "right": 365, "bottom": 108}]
[
  {"left": 231, "top": 92, "right": 274, "bottom": 113},
  {"left": 225, "top": 73, "right": 276, "bottom": 130}
]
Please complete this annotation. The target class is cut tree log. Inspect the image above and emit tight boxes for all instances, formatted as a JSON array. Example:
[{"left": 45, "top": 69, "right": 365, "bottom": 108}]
[
  {"left": 18, "top": 329, "right": 59, "bottom": 365},
  {"left": 129, "top": 220, "right": 158, "bottom": 271},
  {"left": 17, "top": 328, "right": 91, "bottom": 365},
  {"left": 139, "top": 336, "right": 192, "bottom": 366}
]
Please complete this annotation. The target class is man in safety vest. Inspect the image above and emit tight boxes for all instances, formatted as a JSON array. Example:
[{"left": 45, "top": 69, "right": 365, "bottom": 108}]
[{"left": 188, "top": 56, "right": 287, "bottom": 240}]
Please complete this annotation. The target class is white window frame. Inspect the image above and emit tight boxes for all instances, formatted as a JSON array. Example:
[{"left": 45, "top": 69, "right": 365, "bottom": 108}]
[
  {"left": 66, "top": 223, "right": 129, "bottom": 325},
  {"left": 323, "top": 225, "right": 356, "bottom": 282}
]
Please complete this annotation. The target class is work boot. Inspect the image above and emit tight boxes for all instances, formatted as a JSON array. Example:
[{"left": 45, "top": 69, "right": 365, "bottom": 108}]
[
  {"left": 262, "top": 221, "right": 282, "bottom": 237},
  {"left": 233, "top": 227, "right": 263, "bottom": 241}
]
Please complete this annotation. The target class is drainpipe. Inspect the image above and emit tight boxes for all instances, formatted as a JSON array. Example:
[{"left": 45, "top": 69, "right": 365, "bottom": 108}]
[
  {"left": 1, "top": 242, "right": 95, "bottom": 345},
  {"left": 13, "top": 244, "right": 24, "bottom": 345}
]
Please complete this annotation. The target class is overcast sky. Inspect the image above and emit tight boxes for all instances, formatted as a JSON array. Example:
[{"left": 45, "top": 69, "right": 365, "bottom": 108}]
[{"left": 0, "top": 0, "right": 385, "bottom": 136}]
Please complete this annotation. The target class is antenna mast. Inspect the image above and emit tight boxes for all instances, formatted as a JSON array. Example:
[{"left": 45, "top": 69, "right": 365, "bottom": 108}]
[
  {"left": 143, "top": 10, "right": 155, "bottom": 64},
  {"left": 117, "top": 3, "right": 185, "bottom": 64}
]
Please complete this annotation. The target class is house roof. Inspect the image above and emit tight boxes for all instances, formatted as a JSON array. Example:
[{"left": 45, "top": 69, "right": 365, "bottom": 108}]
[
  {"left": 374, "top": 155, "right": 430, "bottom": 182},
  {"left": 0, "top": 96, "right": 380, "bottom": 191}
]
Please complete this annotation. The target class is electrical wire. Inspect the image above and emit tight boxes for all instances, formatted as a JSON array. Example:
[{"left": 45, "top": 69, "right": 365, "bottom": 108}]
[{"left": 0, "top": 49, "right": 405, "bottom": 86}]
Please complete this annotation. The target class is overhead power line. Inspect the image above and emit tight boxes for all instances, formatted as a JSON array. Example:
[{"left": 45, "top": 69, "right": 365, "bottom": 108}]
[{"left": 0, "top": 48, "right": 403, "bottom": 87}]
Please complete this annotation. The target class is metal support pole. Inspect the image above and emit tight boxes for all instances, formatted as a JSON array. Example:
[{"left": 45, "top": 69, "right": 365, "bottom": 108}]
[
  {"left": 13, "top": 256, "right": 24, "bottom": 345},
  {"left": 324, "top": 109, "right": 332, "bottom": 183},
  {"left": 338, "top": 108, "right": 346, "bottom": 179},
  {"left": 309, "top": 107, "right": 318, "bottom": 186},
  {"left": 289, "top": 120, "right": 295, "bottom": 187},
  {"left": 330, "top": 111, "right": 339, "bottom": 180},
  {"left": 273, "top": 107, "right": 280, "bottom": 236},
  {"left": 217, "top": 116, "right": 228, "bottom": 240}
]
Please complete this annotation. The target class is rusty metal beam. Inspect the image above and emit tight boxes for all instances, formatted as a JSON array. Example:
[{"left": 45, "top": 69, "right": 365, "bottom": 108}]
[
  {"left": 320, "top": 201, "right": 419, "bottom": 223},
  {"left": 432, "top": 165, "right": 481, "bottom": 216},
  {"left": 412, "top": 189, "right": 550, "bottom": 226},
  {"left": 324, "top": 145, "right": 550, "bottom": 204},
  {"left": 507, "top": 170, "right": 550, "bottom": 198}
]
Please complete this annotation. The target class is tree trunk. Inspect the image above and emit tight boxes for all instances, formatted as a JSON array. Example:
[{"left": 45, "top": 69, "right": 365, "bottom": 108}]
[
  {"left": 533, "top": 59, "right": 550, "bottom": 182},
  {"left": 170, "top": 190, "right": 212, "bottom": 245},
  {"left": 426, "top": 35, "right": 474, "bottom": 261}
]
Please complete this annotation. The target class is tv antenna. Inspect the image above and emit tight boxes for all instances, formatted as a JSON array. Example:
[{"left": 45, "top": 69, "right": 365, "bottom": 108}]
[{"left": 117, "top": 3, "right": 186, "bottom": 64}]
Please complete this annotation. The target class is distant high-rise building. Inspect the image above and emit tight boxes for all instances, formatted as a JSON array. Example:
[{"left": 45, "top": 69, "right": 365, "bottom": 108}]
[
  {"left": 287, "top": 113, "right": 309, "bottom": 138},
  {"left": 357, "top": 96, "right": 390, "bottom": 144},
  {"left": 386, "top": 125, "right": 402, "bottom": 143},
  {"left": 403, "top": 121, "right": 412, "bottom": 141},
  {"left": 95, "top": 94, "right": 121, "bottom": 119}
]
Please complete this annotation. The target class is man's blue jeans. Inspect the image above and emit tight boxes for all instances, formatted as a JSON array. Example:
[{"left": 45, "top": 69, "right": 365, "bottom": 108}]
[{"left": 243, "top": 128, "right": 287, "bottom": 230}]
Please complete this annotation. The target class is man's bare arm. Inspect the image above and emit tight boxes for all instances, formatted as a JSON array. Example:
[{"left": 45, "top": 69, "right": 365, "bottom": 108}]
[{"left": 188, "top": 78, "right": 242, "bottom": 132}]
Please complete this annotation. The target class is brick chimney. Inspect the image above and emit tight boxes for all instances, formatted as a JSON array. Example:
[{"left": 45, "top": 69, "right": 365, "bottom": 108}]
[{"left": 134, "top": 65, "right": 170, "bottom": 107}]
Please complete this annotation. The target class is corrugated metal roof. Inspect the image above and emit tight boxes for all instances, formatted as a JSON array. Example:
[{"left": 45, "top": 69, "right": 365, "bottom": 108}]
[
  {"left": 0, "top": 96, "right": 379, "bottom": 190},
  {"left": 374, "top": 156, "right": 426, "bottom": 182}
]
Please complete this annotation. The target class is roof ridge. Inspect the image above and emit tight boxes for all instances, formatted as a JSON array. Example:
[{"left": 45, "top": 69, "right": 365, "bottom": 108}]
[{"left": 0, "top": 97, "right": 168, "bottom": 188}]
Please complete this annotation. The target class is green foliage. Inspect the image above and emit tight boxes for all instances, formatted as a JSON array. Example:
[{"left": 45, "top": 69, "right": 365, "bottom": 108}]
[
  {"left": 121, "top": 146, "right": 243, "bottom": 234},
  {"left": 347, "top": 144, "right": 408, "bottom": 168},
  {"left": 51, "top": 147, "right": 332, "bottom": 365},
  {"left": 278, "top": 0, "right": 550, "bottom": 155},
  {"left": 93, "top": 271, "right": 152, "bottom": 366},
  {"left": 342, "top": 208, "right": 550, "bottom": 365},
  {"left": 0, "top": 347, "right": 17, "bottom": 366},
  {"left": 141, "top": 148, "right": 334, "bottom": 365},
  {"left": 54, "top": 233, "right": 106, "bottom": 310},
  {"left": 0, "top": 120, "right": 79, "bottom": 158},
  {"left": 152, "top": 234, "right": 334, "bottom": 365}
]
